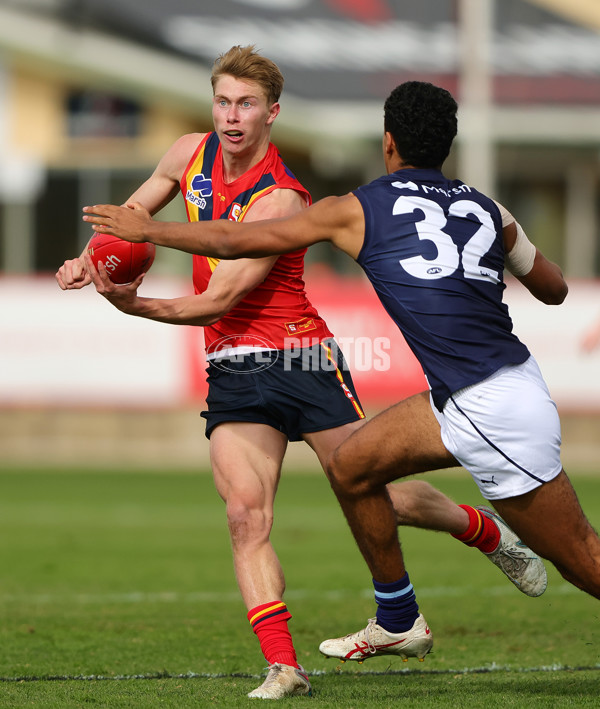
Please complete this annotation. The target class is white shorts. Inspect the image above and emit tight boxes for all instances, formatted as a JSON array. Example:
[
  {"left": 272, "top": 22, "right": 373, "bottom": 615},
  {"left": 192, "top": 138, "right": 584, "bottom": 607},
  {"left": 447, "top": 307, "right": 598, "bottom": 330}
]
[{"left": 431, "top": 356, "right": 562, "bottom": 500}]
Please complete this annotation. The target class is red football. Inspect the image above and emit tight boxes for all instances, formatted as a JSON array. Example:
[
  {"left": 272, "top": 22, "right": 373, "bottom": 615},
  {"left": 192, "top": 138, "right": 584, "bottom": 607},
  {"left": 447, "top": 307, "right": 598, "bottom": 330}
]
[{"left": 87, "top": 233, "right": 155, "bottom": 284}]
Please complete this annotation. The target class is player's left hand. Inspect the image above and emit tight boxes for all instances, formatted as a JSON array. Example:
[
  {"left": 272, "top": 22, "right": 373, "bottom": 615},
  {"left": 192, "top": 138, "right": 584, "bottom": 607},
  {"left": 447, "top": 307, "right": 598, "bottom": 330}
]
[
  {"left": 84, "top": 253, "right": 144, "bottom": 314},
  {"left": 82, "top": 202, "right": 151, "bottom": 243}
]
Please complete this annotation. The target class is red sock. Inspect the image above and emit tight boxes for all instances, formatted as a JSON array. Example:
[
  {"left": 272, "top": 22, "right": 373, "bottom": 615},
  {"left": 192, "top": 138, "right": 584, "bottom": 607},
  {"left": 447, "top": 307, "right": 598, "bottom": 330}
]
[
  {"left": 452, "top": 505, "right": 500, "bottom": 554},
  {"left": 247, "top": 601, "right": 298, "bottom": 668}
]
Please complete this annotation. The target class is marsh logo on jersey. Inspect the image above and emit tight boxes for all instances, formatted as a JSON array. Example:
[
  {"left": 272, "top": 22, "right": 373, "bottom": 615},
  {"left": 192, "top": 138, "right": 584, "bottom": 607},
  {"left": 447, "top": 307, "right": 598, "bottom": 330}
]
[{"left": 186, "top": 173, "right": 213, "bottom": 210}]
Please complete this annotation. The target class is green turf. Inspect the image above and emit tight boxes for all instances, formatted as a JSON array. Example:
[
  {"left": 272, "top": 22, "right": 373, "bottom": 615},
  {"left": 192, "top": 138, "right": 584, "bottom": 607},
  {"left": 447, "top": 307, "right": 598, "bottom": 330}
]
[{"left": 0, "top": 468, "right": 598, "bottom": 708}]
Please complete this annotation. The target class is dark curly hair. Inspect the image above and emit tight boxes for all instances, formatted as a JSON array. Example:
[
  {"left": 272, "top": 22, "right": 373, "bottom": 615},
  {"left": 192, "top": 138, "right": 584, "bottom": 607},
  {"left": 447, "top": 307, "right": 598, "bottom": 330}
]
[{"left": 384, "top": 81, "right": 458, "bottom": 168}]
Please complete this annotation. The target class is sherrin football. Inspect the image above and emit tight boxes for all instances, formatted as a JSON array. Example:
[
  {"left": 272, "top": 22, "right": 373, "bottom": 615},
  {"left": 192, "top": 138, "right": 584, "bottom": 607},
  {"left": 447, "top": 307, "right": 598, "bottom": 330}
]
[{"left": 87, "top": 233, "right": 155, "bottom": 284}]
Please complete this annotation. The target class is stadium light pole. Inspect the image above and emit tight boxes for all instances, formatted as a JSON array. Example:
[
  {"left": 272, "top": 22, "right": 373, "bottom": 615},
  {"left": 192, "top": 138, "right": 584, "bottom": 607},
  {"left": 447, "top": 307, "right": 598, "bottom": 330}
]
[{"left": 457, "top": 0, "right": 496, "bottom": 197}]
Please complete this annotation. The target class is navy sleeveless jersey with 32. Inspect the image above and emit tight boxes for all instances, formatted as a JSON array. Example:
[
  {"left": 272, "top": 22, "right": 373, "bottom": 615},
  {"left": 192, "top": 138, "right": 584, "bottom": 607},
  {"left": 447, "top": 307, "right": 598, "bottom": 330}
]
[{"left": 354, "top": 168, "right": 530, "bottom": 410}]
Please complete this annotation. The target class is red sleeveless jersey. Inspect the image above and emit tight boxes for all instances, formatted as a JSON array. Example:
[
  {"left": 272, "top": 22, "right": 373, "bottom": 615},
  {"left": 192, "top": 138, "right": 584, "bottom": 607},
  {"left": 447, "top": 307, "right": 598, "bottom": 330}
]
[{"left": 181, "top": 133, "right": 332, "bottom": 356}]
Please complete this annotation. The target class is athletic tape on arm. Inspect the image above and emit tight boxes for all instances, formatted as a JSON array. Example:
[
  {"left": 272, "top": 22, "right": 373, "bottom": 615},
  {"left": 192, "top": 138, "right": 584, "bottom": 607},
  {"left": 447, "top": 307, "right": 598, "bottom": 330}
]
[
  {"left": 493, "top": 200, "right": 536, "bottom": 277},
  {"left": 506, "top": 223, "right": 536, "bottom": 276}
]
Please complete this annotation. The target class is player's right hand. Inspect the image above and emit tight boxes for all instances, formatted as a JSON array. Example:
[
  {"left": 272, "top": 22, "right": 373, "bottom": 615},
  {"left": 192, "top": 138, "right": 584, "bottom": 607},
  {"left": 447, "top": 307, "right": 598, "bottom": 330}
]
[{"left": 55, "top": 257, "right": 92, "bottom": 290}]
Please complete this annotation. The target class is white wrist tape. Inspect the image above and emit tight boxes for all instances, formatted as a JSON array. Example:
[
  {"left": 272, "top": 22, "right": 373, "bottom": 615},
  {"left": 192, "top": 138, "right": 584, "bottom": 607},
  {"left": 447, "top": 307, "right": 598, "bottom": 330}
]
[{"left": 506, "top": 222, "right": 536, "bottom": 276}]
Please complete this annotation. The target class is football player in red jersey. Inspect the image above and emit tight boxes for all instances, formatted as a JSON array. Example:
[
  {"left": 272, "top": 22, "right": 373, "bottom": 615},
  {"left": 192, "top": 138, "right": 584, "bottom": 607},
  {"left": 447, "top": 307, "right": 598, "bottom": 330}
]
[{"left": 66, "top": 54, "right": 547, "bottom": 698}]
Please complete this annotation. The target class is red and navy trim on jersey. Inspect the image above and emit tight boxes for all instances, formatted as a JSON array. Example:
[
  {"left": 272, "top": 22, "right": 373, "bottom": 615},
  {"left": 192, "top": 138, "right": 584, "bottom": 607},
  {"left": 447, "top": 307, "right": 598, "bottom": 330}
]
[{"left": 181, "top": 133, "right": 333, "bottom": 352}]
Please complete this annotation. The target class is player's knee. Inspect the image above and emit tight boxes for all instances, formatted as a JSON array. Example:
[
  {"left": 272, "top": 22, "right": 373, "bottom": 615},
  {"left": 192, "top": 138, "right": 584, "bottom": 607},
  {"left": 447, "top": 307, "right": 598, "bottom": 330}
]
[
  {"left": 327, "top": 447, "right": 371, "bottom": 498},
  {"left": 226, "top": 498, "right": 273, "bottom": 545}
]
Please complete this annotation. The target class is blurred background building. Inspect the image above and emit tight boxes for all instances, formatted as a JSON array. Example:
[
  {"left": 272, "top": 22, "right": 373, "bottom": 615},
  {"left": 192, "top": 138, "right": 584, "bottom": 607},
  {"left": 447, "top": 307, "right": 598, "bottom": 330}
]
[
  {"left": 0, "top": 0, "right": 599, "bottom": 468},
  {"left": 1, "top": 0, "right": 599, "bottom": 276}
]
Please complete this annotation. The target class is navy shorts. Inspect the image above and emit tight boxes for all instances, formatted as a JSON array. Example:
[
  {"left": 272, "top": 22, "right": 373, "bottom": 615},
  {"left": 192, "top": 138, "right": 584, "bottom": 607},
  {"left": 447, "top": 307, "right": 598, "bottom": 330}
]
[{"left": 201, "top": 339, "right": 365, "bottom": 441}]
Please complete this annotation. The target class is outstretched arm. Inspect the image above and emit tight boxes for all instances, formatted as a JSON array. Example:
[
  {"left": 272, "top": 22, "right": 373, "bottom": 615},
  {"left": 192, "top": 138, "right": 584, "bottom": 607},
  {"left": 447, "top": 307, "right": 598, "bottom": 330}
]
[
  {"left": 82, "top": 185, "right": 310, "bottom": 325},
  {"left": 82, "top": 192, "right": 366, "bottom": 261}
]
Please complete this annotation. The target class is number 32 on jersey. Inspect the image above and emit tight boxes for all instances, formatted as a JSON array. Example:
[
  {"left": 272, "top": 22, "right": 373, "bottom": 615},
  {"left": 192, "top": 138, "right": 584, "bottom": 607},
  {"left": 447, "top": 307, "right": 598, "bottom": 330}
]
[{"left": 393, "top": 194, "right": 500, "bottom": 284}]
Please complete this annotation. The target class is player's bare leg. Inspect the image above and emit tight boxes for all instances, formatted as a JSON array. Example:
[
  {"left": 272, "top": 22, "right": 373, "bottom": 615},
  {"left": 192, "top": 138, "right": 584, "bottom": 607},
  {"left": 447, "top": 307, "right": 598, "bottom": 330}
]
[
  {"left": 326, "top": 391, "right": 456, "bottom": 582},
  {"left": 210, "top": 422, "right": 288, "bottom": 609},
  {"left": 303, "top": 418, "right": 365, "bottom": 470},
  {"left": 492, "top": 470, "right": 600, "bottom": 598},
  {"left": 388, "top": 479, "right": 468, "bottom": 532},
  {"left": 308, "top": 418, "right": 545, "bottom": 595},
  {"left": 319, "top": 393, "right": 552, "bottom": 663},
  {"left": 305, "top": 421, "right": 453, "bottom": 530},
  {"left": 210, "top": 422, "right": 311, "bottom": 698},
  {"left": 316, "top": 393, "right": 453, "bottom": 663}
]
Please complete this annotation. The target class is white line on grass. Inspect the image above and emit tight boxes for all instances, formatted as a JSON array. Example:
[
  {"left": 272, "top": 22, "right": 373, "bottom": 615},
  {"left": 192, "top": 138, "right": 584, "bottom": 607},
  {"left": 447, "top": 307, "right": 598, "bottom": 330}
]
[
  {"left": 0, "top": 582, "right": 582, "bottom": 605},
  {"left": 0, "top": 664, "right": 599, "bottom": 683}
]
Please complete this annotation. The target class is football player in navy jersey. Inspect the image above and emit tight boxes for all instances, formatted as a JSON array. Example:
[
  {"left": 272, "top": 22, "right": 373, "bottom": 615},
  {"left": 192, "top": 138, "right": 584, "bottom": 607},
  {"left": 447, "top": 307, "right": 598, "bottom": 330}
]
[{"left": 82, "top": 80, "right": 599, "bottom": 666}]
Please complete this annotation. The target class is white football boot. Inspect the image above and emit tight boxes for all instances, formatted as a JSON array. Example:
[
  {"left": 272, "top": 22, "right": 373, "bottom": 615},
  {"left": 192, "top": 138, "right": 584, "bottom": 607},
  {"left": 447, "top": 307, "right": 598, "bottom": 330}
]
[
  {"left": 319, "top": 613, "right": 432, "bottom": 664},
  {"left": 477, "top": 506, "right": 547, "bottom": 597},
  {"left": 247, "top": 663, "right": 312, "bottom": 699}
]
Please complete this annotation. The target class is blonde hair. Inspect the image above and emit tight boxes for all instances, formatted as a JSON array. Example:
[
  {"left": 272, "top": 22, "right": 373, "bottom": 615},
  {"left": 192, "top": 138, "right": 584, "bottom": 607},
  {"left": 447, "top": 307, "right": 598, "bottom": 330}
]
[{"left": 211, "top": 45, "right": 284, "bottom": 105}]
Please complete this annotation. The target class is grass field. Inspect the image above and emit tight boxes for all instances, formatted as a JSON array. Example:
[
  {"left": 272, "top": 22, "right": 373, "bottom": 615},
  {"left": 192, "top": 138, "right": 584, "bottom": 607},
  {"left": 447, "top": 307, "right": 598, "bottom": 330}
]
[{"left": 0, "top": 467, "right": 598, "bottom": 708}]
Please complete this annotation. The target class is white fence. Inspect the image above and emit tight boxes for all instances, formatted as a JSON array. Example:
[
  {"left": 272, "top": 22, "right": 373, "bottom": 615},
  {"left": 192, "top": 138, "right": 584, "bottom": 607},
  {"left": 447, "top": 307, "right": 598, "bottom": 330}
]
[{"left": 1, "top": 274, "right": 599, "bottom": 412}]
